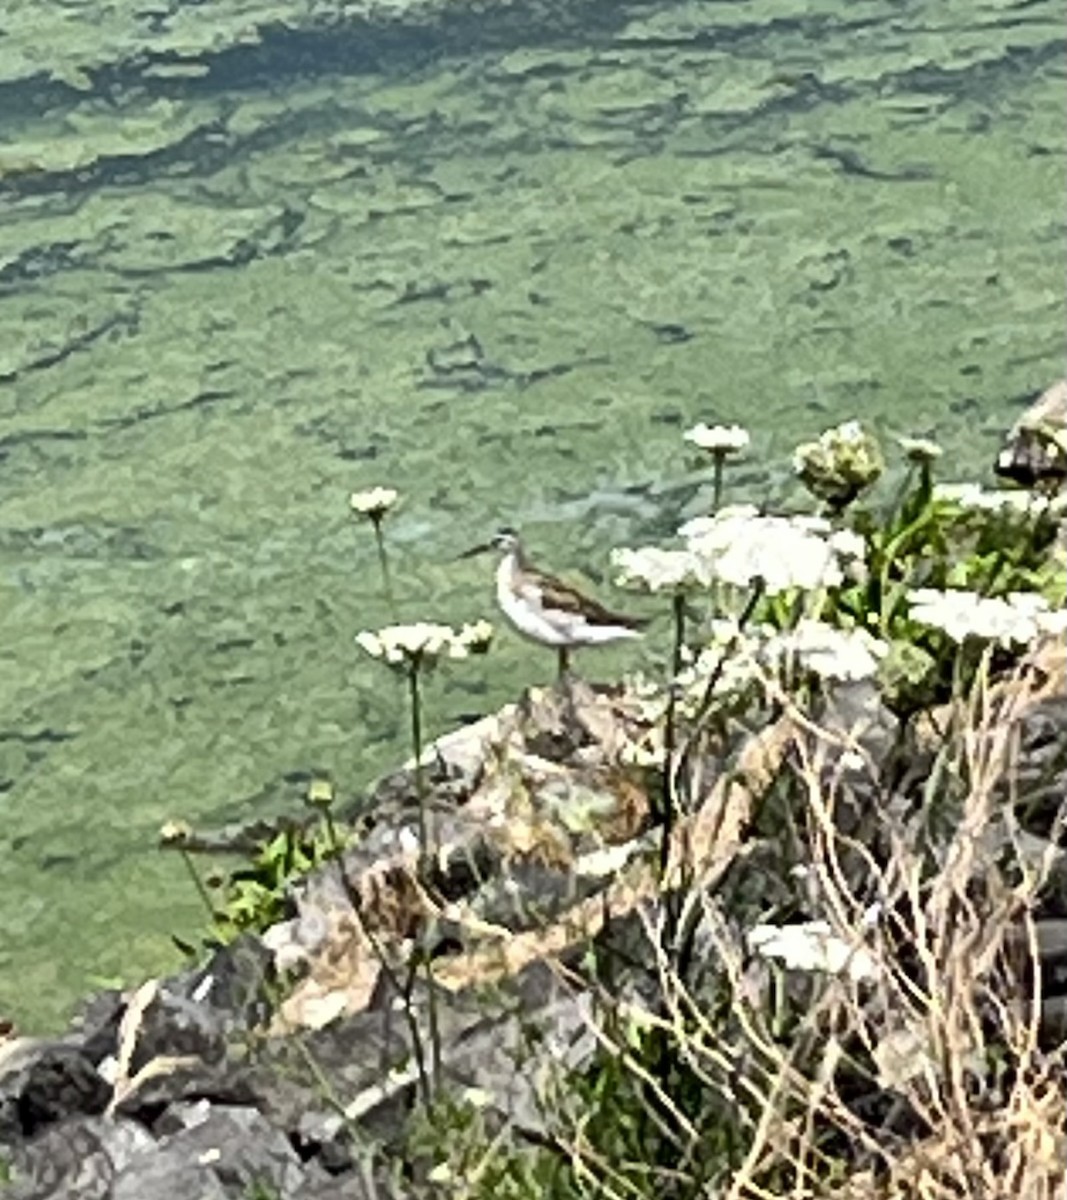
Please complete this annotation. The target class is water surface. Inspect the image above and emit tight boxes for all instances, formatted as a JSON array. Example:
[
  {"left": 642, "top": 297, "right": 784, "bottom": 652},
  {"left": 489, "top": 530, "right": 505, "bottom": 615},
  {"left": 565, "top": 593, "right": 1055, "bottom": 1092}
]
[{"left": 0, "top": 0, "right": 1063, "bottom": 1028}]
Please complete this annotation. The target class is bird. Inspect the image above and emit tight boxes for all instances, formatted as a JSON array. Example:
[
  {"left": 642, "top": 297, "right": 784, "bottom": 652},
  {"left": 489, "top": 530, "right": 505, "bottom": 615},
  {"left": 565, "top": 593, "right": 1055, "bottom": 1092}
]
[
  {"left": 460, "top": 528, "right": 648, "bottom": 678},
  {"left": 994, "top": 378, "right": 1067, "bottom": 491}
]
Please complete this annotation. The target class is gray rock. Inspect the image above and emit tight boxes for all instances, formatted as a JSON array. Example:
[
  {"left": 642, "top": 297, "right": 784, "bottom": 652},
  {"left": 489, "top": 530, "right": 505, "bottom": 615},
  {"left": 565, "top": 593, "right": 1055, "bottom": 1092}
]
[
  {"left": 0, "top": 1043, "right": 110, "bottom": 1141},
  {"left": 995, "top": 378, "right": 1067, "bottom": 487},
  {"left": 110, "top": 1149, "right": 229, "bottom": 1200},
  {"left": 110, "top": 1057, "right": 261, "bottom": 1120},
  {"left": 6, "top": 1115, "right": 155, "bottom": 1200},
  {"left": 151, "top": 1105, "right": 305, "bottom": 1196}
]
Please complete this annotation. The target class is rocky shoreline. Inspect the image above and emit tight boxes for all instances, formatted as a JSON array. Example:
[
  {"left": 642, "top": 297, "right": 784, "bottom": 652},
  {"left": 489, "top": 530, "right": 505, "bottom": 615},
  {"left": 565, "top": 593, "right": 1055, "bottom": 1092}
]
[{"left": 3, "top": 640, "right": 1066, "bottom": 1198}]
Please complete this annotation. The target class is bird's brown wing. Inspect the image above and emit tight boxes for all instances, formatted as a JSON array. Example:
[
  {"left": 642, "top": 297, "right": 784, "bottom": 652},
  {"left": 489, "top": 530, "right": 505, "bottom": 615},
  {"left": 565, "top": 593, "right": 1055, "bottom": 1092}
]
[{"left": 527, "top": 569, "right": 648, "bottom": 630}]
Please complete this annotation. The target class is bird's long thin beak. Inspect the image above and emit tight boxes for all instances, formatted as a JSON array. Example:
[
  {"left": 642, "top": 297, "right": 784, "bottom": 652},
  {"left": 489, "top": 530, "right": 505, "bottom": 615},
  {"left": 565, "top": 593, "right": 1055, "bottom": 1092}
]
[{"left": 456, "top": 541, "right": 492, "bottom": 561}]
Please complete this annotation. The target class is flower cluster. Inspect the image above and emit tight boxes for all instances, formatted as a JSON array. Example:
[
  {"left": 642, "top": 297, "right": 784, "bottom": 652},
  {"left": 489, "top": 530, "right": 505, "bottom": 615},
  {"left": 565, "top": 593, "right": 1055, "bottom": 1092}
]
[
  {"left": 680, "top": 507, "right": 867, "bottom": 594},
  {"left": 932, "top": 483, "right": 1066, "bottom": 517},
  {"left": 748, "top": 919, "right": 878, "bottom": 983},
  {"left": 897, "top": 436, "right": 943, "bottom": 464},
  {"left": 762, "top": 619, "right": 888, "bottom": 682},
  {"left": 907, "top": 588, "right": 1067, "bottom": 645},
  {"left": 683, "top": 423, "right": 750, "bottom": 455},
  {"left": 793, "top": 420, "right": 884, "bottom": 507},
  {"left": 356, "top": 619, "right": 494, "bottom": 668},
  {"left": 349, "top": 487, "right": 398, "bottom": 520},
  {"left": 611, "top": 545, "right": 711, "bottom": 593}
]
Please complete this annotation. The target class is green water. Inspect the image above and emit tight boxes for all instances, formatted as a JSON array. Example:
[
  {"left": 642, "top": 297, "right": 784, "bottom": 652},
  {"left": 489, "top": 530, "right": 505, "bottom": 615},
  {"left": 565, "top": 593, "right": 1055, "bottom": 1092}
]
[{"left": 0, "top": 0, "right": 1063, "bottom": 1030}]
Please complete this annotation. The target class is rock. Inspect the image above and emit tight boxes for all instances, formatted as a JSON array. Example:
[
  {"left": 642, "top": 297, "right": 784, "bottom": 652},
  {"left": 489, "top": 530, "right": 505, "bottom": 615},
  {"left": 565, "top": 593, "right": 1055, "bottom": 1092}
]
[
  {"left": 0, "top": 1042, "right": 110, "bottom": 1141},
  {"left": 140, "top": 1105, "right": 305, "bottom": 1196},
  {"left": 6, "top": 1115, "right": 155, "bottom": 1200},
  {"left": 109, "top": 1056, "right": 262, "bottom": 1121},
  {"left": 110, "top": 1150, "right": 229, "bottom": 1200},
  {"left": 995, "top": 378, "right": 1067, "bottom": 488}
]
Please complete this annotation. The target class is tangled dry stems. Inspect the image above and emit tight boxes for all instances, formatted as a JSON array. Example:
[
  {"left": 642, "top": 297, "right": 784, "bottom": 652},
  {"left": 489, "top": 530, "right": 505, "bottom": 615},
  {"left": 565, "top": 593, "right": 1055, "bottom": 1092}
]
[{"left": 529, "top": 653, "right": 1067, "bottom": 1200}]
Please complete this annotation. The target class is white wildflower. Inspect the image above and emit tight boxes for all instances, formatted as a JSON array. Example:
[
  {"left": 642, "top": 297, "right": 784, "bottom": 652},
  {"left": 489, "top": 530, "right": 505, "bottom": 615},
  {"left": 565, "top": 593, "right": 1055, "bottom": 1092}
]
[
  {"left": 1038, "top": 608, "right": 1067, "bottom": 637},
  {"left": 683, "top": 423, "right": 750, "bottom": 454},
  {"left": 355, "top": 621, "right": 458, "bottom": 665},
  {"left": 748, "top": 920, "right": 878, "bottom": 983},
  {"left": 681, "top": 508, "right": 848, "bottom": 594},
  {"left": 897, "top": 436, "right": 943, "bottom": 463},
  {"left": 453, "top": 619, "right": 495, "bottom": 655},
  {"left": 907, "top": 588, "right": 1064, "bottom": 645},
  {"left": 676, "top": 626, "right": 768, "bottom": 705},
  {"left": 763, "top": 620, "right": 888, "bottom": 682},
  {"left": 349, "top": 486, "right": 398, "bottom": 519},
  {"left": 932, "top": 483, "right": 1065, "bottom": 517},
  {"left": 612, "top": 545, "right": 711, "bottom": 592},
  {"left": 159, "top": 820, "right": 193, "bottom": 845}
]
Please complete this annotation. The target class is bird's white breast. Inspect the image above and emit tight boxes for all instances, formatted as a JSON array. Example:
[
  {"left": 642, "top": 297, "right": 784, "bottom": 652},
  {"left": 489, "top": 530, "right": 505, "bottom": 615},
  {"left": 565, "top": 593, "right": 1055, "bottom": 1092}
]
[{"left": 496, "top": 553, "right": 570, "bottom": 646}]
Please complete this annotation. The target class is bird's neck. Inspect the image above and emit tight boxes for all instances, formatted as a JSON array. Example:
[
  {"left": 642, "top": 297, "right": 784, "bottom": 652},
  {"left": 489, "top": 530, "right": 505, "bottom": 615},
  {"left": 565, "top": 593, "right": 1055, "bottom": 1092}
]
[{"left": 496, "top": 546, "right": 525, "bottom": 591}]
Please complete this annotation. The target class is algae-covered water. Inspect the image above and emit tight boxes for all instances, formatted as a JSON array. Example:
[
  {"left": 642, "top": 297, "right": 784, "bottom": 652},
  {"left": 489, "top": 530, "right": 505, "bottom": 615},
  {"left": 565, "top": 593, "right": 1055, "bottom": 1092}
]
[{"left": 0, "top": 0, "right": 1063, "bottom": 1029}]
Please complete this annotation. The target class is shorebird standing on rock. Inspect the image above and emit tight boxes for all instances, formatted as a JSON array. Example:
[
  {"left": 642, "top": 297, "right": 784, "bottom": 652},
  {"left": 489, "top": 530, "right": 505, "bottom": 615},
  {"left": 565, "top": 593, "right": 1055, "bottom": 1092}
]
[{"left": 460, "top": 528, "right": 648, "bottom": 679}]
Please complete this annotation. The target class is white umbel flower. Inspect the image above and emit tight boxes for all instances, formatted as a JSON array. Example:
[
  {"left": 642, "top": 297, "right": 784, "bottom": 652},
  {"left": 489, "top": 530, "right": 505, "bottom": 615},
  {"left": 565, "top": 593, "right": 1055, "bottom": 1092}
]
[
  {"left": 748, "top": 920, "right": 878, "bottom": 983},
  {"left": 683, "top": 423, "right": 750, "bottom": 454},
  {"left": 349, "top": 487, "right": 399, "bottom": 519},
  {"left": 355, "top": 621, "right": 485, "bottom": 666},
  {"left": 612, "top": 545, "right": 711, "bottom": 593},
  {"left": 933, "top": 483, "right": 1065, "bottom": 517},
  {"left": 681, "top": 508, "right": 849, "bottom": 594},
  {"left": 907, "top": 588, "right": 1066, "bottom": 645},
  {"left": 763, "top": 620, "right": 888, "bottom": 682},
  {"left": 897, "top": 436, "right": 943, "bottom": 463},
  {"left": 452, "top": 619, "right": 495, "bottom": 656}
]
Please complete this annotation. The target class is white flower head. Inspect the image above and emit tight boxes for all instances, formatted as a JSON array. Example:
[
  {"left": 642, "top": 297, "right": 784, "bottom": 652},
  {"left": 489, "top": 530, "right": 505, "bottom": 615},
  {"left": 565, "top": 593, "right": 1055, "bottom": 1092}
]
[
  {"left": 612, "top": 545, "right": 711, "bottom": 593},
  {"left": 349, "top": 487, "right": 398, "bottom": 520},
  {"left": 933, "top": 483, "right": 1065, "bottom": 518},
  {"left": 763, "top": 619, "right": 888, "bottom": 682},
  {"left": 356, "top": 621, "right": 458, "bottom": 667},
  {"left": 681, "top": 509, "right": 851, "bottom": 595},
  {"left": 906, "top": 588, "right": 1064, "bottom": 646},
  {"left": 897, "top": 436, "right": 943, "bottom": 464},
  {"left": 683, "top": 423, "right": 750, "bottom": 455},
  {"left": 453, "top": 619, "right": 495, "bottom": 656},
  {"left": 748, "top": 920, "right": 878, "bottom": 982}
]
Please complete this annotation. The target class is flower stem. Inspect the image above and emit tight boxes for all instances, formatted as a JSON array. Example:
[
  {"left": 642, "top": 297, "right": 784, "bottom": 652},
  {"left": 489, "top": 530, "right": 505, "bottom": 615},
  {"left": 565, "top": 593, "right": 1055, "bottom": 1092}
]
[
  {"left": 712, "top": 453, "right": 725, "bottom": 512},
  {"left": 372, "top": 519, "right": 396, "bottom": 617},
  {"left": 660, "top": 590, "right": 687, "bottom": 948},
  {"left": 406, "top": 661, "right": 443, "bottom": 1097},
  {"left": 180, "top": 849, "right": 215, "bottom": 921}
]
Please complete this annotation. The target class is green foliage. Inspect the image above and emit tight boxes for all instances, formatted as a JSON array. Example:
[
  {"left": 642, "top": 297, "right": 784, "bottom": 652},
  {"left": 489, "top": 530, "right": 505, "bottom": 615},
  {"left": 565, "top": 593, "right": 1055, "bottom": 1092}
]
[
  {"left": 749, "top": 440, "right": 1064, "bottom": 713},
  {"left": 242, "top": 1180, "right": 281, "bottom": 1200},
  {"left": 209, "top": 823, "right": 334, "bottom": 942},
  {"left": 402, "top": 1092, "right": 567, "bottom": 1199}
]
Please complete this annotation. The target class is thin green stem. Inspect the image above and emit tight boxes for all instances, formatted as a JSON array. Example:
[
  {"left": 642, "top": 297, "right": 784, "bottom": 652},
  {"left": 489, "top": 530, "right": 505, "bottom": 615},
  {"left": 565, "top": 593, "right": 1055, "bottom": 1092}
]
[
  {"left": 876, "top": 504, "right": 939, "bottom": 636},
  {"left": 372, "top": 519, "right": 396, "bottom": 617},
  {"left": 322, "top": 809, "right": 341, "bottom": 858},
  {"left": 406, "top": 660, "right": 443, "bottom": 1098},
  {"left": 661, "top": 590, "right": 686, "bottom": 951},
  {"left": 711, "top": 454, "right": 725, "bottom": 512},
  {"left": 180, "top": 849, "right": 215, "bottom": 920},
  {"left": 408, "top": 663, "right": 428, "bottom": 867}
]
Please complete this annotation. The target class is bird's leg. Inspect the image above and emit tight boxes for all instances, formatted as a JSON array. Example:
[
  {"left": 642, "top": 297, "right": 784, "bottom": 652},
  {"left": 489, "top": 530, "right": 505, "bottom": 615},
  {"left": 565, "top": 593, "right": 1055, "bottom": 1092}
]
[
  {"left": 557, "top": 646, "right": 572, "bottom": 681},
  {"left": 556, "top": 646, "right": 580, "bottom": 733}
]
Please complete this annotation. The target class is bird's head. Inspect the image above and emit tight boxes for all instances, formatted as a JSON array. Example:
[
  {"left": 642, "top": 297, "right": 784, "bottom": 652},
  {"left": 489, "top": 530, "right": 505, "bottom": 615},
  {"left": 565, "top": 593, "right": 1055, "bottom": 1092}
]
[{"left": 458, "top": 526, "right": 522, "bottom": 560}]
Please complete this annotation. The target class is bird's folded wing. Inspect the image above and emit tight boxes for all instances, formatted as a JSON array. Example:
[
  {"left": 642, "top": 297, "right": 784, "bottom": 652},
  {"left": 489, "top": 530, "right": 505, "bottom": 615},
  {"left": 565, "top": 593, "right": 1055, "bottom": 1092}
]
[{"left": 529, "top": 571, "right": 647, "bottom": 629}]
